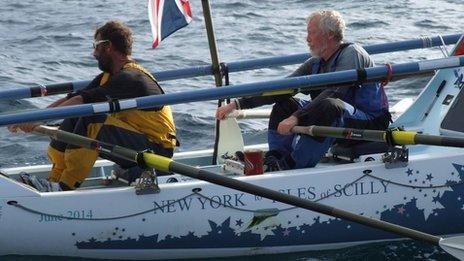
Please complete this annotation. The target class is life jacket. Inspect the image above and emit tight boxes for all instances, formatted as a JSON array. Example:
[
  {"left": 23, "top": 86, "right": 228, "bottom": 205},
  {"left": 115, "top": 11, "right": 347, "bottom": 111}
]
[
  {"left": 311, "top": 44, "right": 389, "bottom": 118},
  {"left": 99, "top": 62, "right": 177, "bottom": 149}
]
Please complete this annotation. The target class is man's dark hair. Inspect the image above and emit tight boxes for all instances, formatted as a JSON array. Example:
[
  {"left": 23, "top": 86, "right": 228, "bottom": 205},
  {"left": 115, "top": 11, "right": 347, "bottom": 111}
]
[{"left": 95, "top": 21, "right": 133, "bottom": 55}]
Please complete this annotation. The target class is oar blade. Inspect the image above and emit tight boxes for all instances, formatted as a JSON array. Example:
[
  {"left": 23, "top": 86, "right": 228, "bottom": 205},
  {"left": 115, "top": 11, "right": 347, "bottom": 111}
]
[
  {"left": 439, "top": 236, "right": 464, "bottom": 260},
  {"left": 216, "top": 117, "right": 244, "bottom": 163}
]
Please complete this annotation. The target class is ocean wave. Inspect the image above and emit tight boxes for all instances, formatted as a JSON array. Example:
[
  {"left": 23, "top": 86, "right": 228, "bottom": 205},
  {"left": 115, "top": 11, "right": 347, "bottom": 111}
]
[
  {"left": 349, "top": 20, "right": 390, "bottom": 29},
  {"left": 414, "top": 19, "right": 452, "bottom": 30}
]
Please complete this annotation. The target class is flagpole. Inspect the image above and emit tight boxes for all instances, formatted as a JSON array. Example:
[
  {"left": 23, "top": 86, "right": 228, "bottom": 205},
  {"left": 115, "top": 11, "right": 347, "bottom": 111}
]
[
  {"left": 201, "top": 0, "right": 226, "bottom": 164},
  {"left": 201, "top": 0, "right": 222, "bottom": 87}
]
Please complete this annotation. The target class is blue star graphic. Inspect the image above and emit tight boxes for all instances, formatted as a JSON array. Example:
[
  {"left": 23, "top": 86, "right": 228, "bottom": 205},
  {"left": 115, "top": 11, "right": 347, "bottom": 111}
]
[
  {"left": 235, "top": 219, "right": 243, "bottom": 227},
  {"left": 426, "top": 173, "right": 433, "bottom": 181},
  {"left": 406, "top": 168, "right": 413, "bottom": 176},
  {"left": 432, "top": 193, "right": 440, "bottom": 204}
]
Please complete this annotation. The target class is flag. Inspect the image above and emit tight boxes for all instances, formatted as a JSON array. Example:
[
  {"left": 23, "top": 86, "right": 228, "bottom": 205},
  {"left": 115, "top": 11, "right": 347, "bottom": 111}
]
[{"left": 148, "top": 0, "right": 193, "bottom": 49}]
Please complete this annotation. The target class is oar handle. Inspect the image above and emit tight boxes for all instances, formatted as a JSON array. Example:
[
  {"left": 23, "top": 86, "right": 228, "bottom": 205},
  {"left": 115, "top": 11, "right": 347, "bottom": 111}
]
[
  {"left": 33, "top": 125, "right": 59, "bottom": 139},
  {"left": 292, "top": 125, "right": 384, "bottom": 142},
  {"left": 226, "top": 109, "right": 271, "bottom": 119},
  {"left": 291, "top": 125, "right": 314, "bottom": 136}
]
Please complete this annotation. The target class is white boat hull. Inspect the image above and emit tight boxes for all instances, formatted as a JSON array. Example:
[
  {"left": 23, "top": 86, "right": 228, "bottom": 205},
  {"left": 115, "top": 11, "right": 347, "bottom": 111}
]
[{"left": 1, "top": 147, "right": 464, "bottom": 259}]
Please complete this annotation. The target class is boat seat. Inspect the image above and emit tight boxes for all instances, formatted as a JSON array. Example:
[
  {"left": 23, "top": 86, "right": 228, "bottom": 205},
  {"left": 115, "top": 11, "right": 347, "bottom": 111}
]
[{"left": 330, "top": 141, "right": 389, "bottom": 161}]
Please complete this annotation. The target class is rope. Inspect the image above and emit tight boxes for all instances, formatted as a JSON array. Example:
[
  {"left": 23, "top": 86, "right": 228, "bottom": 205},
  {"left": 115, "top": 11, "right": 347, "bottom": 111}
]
[
  {"left": 384, "top": 129, "right": 396, "bottom": 147},
  {"left": 278, "top": 172, "right": 367, "bottom": 212},
  {"left": 38, "top": 83, "right": 47, "bottom": 97},
  {"left": 438, "top": 34, "right": 450, "bottom": 57},
  {"left": 211, "top": 62, "right": 230, "bottom": 165},
  {"left": 220, "top": 62, "right": 230, "bottom": 86},
  {"left": 364, "top": 171, "right": 464, "bottom": 189},
  {"left": 421, "top": 36, "right": 433, "bottom": 48},
  {"left": 7, "top": 192, "right": 197, "bottom": 221},
  {"left": 381, "top": 63, "right": 393, "bottom": 88}
]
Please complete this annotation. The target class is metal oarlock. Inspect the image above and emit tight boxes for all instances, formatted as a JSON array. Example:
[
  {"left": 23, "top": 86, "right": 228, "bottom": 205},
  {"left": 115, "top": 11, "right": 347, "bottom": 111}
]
[
  {"left": 134, "top": 169, "right": 160, "bottom": 195},
  {"left": 383, "top": 146, "right": 409, "bottom": 169}
]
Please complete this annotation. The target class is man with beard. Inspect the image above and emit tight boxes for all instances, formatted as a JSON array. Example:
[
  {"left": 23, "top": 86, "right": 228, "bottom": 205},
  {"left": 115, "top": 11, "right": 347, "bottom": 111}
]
[
  {"left": 9, "top": 21, "right": 177, "bottom": 191},
  {"left": 216, "top": 9, "right": 390, "bottom": 170}
]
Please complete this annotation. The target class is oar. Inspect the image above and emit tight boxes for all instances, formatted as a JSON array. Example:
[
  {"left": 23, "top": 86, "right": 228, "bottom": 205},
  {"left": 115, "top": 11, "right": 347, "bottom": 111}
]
[
  {"left": 215, "top": 101, "right": 245, "bottom": 164},
  {"left": 31, "top": 125, "right": 464, "bottom": 259},
  {"left": 1, "top": 34, "right": 461, "bottom": 100},
  {"left": 1, "top": 55, "right": 464, "bottom": 127},
  {"left": 292, "top": 125, "right": 464, "bottom": 148},
  {"left": 1, "top": 81, "right": 90, "bottom": 100},
  {"left": 226, "top": 109, "right": 271, "bottom": 119}
]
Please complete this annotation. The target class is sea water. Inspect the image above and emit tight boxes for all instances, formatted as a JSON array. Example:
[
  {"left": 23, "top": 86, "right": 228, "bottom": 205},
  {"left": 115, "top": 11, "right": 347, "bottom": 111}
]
[{"left": 0, "top": 0, "right": 462, "bottom": 260}]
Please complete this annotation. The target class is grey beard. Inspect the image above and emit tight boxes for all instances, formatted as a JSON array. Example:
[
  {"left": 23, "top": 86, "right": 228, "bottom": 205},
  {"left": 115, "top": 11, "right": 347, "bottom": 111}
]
[{"left": 310, "top": 42, "right": 328, "bottom": 59}]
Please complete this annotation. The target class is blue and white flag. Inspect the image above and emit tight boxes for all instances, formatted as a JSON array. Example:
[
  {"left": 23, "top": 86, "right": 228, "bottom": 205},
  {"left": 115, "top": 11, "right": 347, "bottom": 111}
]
[{"left": 148, "top": 0, "right": 193, "bottom": 49}]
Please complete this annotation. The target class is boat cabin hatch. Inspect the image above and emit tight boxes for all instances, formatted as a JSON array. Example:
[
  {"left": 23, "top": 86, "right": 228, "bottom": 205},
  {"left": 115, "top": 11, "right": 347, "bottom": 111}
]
[{"left": 441, "top": 80, "right": 464, "bottom": 135}]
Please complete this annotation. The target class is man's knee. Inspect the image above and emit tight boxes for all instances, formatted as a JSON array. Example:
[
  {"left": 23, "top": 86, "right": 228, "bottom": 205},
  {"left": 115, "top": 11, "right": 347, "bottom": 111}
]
[
  {"left": 309, "top": 98, "right": 345, "bottom": 126},
  {"left": 269, "top": 99, "right": 301, "bottom": 130},
  {"left": 319, "top": 98, "right": 345, "bottom": 116}
]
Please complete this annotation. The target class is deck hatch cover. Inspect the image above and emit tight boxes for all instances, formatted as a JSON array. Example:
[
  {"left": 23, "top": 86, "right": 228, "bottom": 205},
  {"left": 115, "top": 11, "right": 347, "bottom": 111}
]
[{"left": 441, "top": 89, "right": 464, "bottom": 133}]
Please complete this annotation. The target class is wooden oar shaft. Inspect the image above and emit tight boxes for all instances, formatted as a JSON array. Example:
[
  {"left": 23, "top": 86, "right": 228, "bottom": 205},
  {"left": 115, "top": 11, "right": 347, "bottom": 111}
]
[
  {"left": 293, "top": 125, "right": 464, "bottom": 148},
  {"left": 33, "top": 125, "right": 441, "bottom": 246}
]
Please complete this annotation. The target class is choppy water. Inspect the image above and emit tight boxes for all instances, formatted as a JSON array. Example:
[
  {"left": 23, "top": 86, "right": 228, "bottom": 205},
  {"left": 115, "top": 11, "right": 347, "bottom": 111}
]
[{"left": 0, "top": 0, "right": 463, "bottom": 260}]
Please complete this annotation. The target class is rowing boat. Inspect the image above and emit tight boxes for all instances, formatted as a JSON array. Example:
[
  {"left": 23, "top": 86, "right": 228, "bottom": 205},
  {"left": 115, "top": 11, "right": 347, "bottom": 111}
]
[{"left": 1, "top": 32, "right": 464, "bottom": 259}]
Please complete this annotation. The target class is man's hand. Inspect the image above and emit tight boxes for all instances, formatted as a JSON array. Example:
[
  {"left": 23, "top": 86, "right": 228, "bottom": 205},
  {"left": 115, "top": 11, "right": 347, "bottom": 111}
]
[
  {"left": 215, "top": 102, "right": 237, "bottom": 120},
  {"left": 277, "top": 115, "right": 298, "bottom": 135},
  {"left": 7, "top": 122, "right": 40, "bottom": 133}
]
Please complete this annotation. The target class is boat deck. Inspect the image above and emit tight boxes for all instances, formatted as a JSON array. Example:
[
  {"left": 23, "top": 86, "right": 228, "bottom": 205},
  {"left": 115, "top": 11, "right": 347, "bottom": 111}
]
[{"left": 0, "top": 145, "right": 372, "bottom": 192}]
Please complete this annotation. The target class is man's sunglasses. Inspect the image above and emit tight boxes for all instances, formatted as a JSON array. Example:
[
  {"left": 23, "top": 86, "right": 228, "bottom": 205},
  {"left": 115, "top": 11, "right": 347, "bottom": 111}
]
[{"left": 93, "top": 39, "right": 110, "bottom": 49}]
